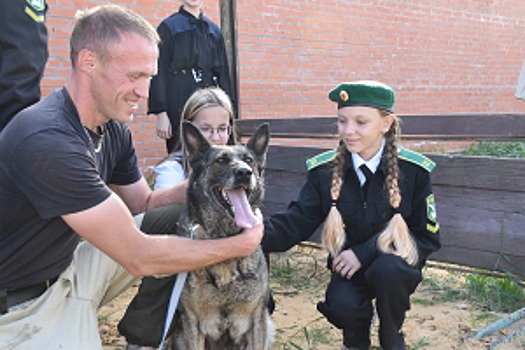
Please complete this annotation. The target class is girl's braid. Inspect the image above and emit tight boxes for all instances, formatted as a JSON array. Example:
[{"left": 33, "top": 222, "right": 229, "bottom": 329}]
[
  {"left": 321, "top": 141, "right": 347, "bottom": 257},
  {"left": 377, "top": 114, "right": 418, "bottom": 265},
  {"left": 383, "top": 111, "right": 401, "bottom": 209}
]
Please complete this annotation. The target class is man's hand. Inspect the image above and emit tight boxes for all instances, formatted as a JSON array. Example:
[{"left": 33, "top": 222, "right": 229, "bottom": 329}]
[
  {"left": 237, "top": 209, "right": 264, "bottom": 257},
  {"left": 155, "top": 112, "right": 171, "bottom": 139},
  {"left": 332, "top": 249, "right": 362, "bottom": 280}
]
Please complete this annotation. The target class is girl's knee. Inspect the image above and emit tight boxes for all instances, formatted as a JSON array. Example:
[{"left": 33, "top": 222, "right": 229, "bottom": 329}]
[
  {"left": 319, "top": 295, "right": 373, "bottom": 328},
  {"left": 366, "top": 254, "right": 421, "bottom": 286}
]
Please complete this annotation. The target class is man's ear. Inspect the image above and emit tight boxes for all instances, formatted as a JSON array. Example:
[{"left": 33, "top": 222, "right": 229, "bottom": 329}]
[{"left": 77, "top": 49, "right": 98, "bottom": 74}]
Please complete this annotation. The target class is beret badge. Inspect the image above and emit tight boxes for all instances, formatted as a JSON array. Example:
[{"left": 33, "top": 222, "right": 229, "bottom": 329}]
[{"left": 340, "top": 90, "right": 349, "bottom": 102}]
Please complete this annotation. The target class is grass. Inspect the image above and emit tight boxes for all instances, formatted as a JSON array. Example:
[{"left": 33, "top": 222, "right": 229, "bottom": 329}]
[
  {"left": 463, "top": 273, "right": 525, "bottom": 312},
  {"left": 420, "top": 266, "right": 525, "bottom": 313},
  {"left": 460, "top": 141, "right": 525, "bottom": 158}
]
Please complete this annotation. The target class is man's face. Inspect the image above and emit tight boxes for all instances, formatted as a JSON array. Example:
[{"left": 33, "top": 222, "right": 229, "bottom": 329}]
[{"left": 90, "top": 32, "right": 158, "bottom": 124}]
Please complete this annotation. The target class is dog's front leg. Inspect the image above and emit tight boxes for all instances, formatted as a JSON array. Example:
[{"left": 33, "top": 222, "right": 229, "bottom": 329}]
[
  {"left": 178, "top": 309, "right": 206, "bottom": 350},
  {"left": 246, "top": 305, "right": 274, "bottom": 350}
]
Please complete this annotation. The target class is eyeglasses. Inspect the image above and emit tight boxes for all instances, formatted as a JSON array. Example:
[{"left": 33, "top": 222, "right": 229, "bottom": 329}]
[{"left": 194, "top": 124, "right": 231, "bottom": 138}]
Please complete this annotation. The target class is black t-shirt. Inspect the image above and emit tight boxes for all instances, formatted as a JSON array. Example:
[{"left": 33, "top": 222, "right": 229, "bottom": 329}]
[{"left": 0, "top": 88, "right": 141, "bottom": 289}]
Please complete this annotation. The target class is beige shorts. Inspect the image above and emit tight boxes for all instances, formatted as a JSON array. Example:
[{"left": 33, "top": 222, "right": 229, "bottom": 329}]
[{"left": 0, "top": 214, "right": 144, "bottom": 349}]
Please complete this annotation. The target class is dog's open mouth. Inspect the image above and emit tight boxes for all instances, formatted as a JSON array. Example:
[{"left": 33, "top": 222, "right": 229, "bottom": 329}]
[{"left": 214, "top": 186, "right": 259, "bottom": 229}]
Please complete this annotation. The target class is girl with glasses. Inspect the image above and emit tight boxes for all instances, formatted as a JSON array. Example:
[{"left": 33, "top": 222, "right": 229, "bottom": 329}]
[{"left": 153, "top": 87, "right": 237, "bottom": 190}]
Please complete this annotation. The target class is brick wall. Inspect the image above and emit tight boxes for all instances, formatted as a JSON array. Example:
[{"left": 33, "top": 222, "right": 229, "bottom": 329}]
[{"left": 42, "top": 0, "right": 525, "bottom": 171}]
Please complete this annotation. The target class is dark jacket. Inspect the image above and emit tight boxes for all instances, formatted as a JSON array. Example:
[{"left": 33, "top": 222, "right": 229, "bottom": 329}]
[
  {"left": 262, "top": 148, "right": 441, "bottom": 269},
  {"left": 0, "top": 0, "right": 48, "bottom": 130},
  {"left": 148, "top": 7, "right": 233, "bottom": 147}
]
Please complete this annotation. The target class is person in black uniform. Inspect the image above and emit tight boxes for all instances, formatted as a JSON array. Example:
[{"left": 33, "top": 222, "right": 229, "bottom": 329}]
[
  {"left": 262, "top": 80, "right": 441, "bottom": 350},
  {"left": 148, "top": 0, "right": 233, "bottom": 154},
  {"left": 0, "top": 0, "right": 49, "bottom": 131}
]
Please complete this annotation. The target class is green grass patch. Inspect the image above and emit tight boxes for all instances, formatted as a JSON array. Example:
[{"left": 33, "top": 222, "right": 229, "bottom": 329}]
[
  {"left": 463, "top": 273, "right": 525, "bottom": 312},
  {"left": 460, "top": 141, "right": 525, "bottom": 158}
]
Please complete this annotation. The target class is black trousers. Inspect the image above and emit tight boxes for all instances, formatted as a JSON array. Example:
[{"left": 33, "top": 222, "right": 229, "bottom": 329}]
[
  {"left": 118, "top": 203, "right": 184, "bottom": 347},
  {"left": 317, "top": 254, "right": 422, "bottom": 350}
]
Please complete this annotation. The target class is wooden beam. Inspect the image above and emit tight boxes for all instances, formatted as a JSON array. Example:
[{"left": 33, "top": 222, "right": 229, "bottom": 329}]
[
  {"left": 235, "top": 114, "right": 525, "bottom": 140},
  {"left": 219, "top": 0, "right": 239, "bottom": 118}
]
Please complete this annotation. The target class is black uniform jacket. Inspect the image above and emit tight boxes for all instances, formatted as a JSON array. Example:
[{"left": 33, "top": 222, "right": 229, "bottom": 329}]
[
  {"left": 147, "top": 7, "right": 233, "bottom": 126},
  {"left": 0, "top": 0, "right": 48, "bottom": 130},
  {"left": 262, "top": 150, "right": 441, "bottom": 269}
]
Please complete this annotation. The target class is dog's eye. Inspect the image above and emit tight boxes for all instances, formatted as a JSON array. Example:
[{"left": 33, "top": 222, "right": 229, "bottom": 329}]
[
  {"left": 216, "top": 155, "right": 230, "bottom": 164},
  {"left": 242, "top": 156, "right": 254, "bottom": 165}
]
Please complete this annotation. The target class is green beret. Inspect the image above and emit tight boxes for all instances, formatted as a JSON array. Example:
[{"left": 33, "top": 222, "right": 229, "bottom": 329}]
[{"left": 328, "top": 80, "right": 395, "bottom": 112}]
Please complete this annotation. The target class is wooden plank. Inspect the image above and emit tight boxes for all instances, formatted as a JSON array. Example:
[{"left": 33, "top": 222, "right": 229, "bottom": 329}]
[
  {"left": 265, "top": 147, "right": 525, "bottom": 193},
  {"left": 433, "top": 186, "right": 525, "bottom": 258},
  {"left": 219, "top": 0, "right": 239, "bottom": 115},
  {"left": 431, "top": 247, "right": 524, "bottom": 277},
  {"left": 236, "top": 114, "right": 525, "bottom": 139},
  {"left": 266, "top": 146, "right": 326, "bottom": 172},
  {"left": 430, "top": 154, "right": 525, "bottom": 192}
]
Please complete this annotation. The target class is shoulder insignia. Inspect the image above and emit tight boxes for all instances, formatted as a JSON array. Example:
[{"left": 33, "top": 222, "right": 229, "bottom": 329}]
[
  {"left": 398, "top": 147, "right": 435, "bottom": 172},
  {"left": 25, "top": 0, "right": 45, "bottom": 23},
  {"left": 306, "top": 149, "right": 337, "bottom": 171},
  {"left": 27, "top": 0, "right": 45, "bottom": 11}
]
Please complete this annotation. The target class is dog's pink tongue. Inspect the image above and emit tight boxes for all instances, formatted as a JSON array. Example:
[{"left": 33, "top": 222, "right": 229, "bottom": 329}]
[{"left": 226, "top": 188, "right": 259, "bottom": 228}]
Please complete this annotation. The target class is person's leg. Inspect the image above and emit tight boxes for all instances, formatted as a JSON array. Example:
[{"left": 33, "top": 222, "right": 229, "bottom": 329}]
[
  {"left": 0, "top": 241, "right": 137, "bottom": 350},
  {"left": 364, "top": 254, "right": 422, "bottom": 350},
  {"left": 317, "top": 272, "right": 374, "bottom": 350},
  {"left": 118, "top": 203, "right": 186, "bottom": 347}
]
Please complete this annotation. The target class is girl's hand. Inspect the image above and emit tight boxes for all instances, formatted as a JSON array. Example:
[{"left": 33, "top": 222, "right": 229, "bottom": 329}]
[{"left": 333, "top": 249, "right": 362, "bottom": 280}]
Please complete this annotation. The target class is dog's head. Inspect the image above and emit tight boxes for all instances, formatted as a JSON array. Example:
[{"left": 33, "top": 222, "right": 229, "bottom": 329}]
[{"left": 182, "top": 122, "right": 270, "bottom": 234}]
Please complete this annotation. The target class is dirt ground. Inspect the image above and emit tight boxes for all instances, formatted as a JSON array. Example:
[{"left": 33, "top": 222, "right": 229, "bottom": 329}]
[{"left": 98, "top": 245, "right": 525, "bottom": 350}]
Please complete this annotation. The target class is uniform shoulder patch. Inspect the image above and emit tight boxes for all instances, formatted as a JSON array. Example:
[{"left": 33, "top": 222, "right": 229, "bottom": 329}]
[
  {"left": 398, "top": 147, "right": 436, "bottom": 172},
  {"left": 306, "top": 149, "right": 337, "bottom": 171},
  {"left": 27, "top": 0, "right": 45, "bottom": 11},
  {"left": 25, "top": 0, "right": 46, "bottom": 23}
]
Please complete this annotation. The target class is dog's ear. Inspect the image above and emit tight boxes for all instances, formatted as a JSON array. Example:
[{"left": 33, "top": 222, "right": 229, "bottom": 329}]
[
  {"left": 182, "top": 121, "right": 211, "bottom": 158},
  {"left": 247, "top": 123, "right": 270, "bottom": 165}
]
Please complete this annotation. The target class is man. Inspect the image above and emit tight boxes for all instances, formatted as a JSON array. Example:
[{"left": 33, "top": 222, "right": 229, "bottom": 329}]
[
  {"left": 0, "top": 0, "right": 49, "bottom": 131},
  {"left": 149, "top": 0, "right": 234, "bottom": 153},
  {"left": 0, "top": 5, "right": 263, "bottom": 349}
]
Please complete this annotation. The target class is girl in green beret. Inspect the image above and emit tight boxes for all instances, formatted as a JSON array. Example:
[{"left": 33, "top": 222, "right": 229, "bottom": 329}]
[{"left": 262, "top": 80, "right": 441, "bottom": 350}]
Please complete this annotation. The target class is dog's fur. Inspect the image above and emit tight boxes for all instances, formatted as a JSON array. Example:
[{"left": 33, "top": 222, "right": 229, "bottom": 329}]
[{"left": 171, "top": 122, "right": 274, "bottom": 350}]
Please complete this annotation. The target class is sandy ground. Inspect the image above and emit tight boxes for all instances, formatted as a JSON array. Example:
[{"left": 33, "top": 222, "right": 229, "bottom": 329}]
[{"left": 98, "top": 246, "right": 525, "bottom": 350}]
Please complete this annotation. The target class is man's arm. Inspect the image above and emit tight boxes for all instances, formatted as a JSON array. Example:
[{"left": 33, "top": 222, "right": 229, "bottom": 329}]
[
  {"left": 109, "top": 177, "right": 187, "bottom": 214},
  {"left": 62, "top": 193, "right": 263, "bottom": 276}
]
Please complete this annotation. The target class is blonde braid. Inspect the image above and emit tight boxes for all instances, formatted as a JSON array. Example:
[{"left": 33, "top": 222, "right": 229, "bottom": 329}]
[
  {"left": 377, "top": 114, "right": 419, "bottom": 265},
  {"left": 321, "top": 141, "right": 347, "bottom": 257}
]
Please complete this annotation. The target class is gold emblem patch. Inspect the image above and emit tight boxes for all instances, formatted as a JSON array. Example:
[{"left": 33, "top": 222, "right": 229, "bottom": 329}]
[{"left": 340, "top": 90, "right": 349, "bottom": 102}]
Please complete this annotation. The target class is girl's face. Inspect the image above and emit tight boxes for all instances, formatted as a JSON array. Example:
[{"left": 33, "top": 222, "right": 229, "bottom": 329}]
[
  {"left": 191, "top": 105, "right": 231, "bottom": 146},
  {"left": 337, "top": 106, "right": 394, "bottom": 160}
]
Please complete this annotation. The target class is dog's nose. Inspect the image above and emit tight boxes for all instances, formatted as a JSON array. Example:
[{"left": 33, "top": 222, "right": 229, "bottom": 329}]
[{"left": 234, "top": 166, "right": 252, "bottom": 180}]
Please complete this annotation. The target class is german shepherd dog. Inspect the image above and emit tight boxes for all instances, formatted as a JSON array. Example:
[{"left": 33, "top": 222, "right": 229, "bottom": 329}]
[{"left": 171, "top": 122, "right": 274, "bottom": 349}]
